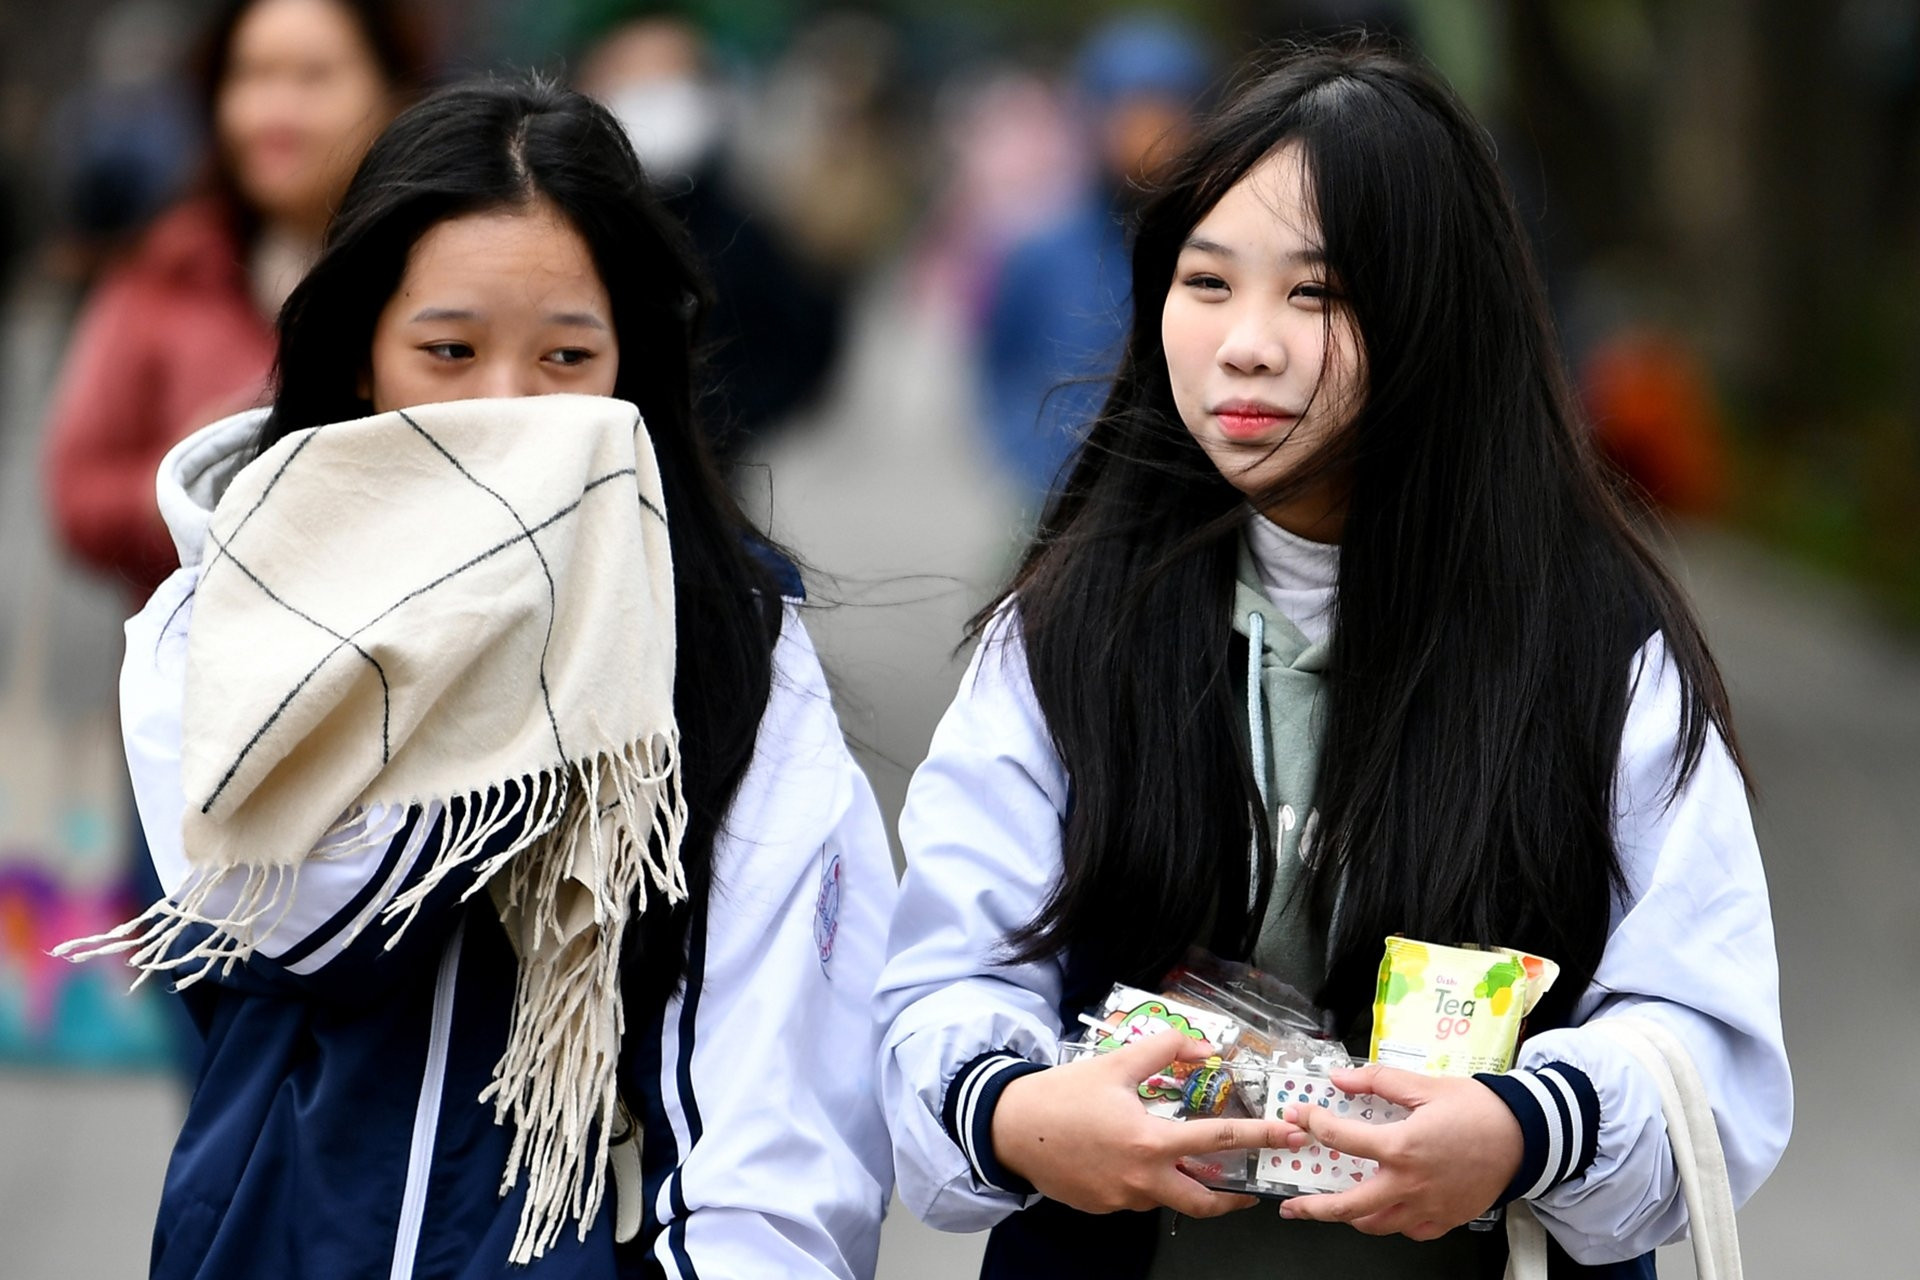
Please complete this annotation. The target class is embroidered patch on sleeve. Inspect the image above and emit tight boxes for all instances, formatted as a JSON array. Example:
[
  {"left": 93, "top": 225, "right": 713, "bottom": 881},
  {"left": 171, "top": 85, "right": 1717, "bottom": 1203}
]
[{"left": 813, "top": 848, "right": 842, "bottom": 972}]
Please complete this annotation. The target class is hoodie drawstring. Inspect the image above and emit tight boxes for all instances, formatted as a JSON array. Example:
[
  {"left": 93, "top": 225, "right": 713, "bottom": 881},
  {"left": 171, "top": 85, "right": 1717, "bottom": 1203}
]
[{"left": 1246, "top": 610, "right": 1267, "bottom": 913}]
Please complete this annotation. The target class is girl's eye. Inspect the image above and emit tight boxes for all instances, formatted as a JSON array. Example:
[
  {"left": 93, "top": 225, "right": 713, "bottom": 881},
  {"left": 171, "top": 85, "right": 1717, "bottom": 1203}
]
[
  {"left": 1182, "top": 273, "right": 1229, "bottom": 294},
  {"left": 1291, "top": 282, "right": 1342, "bottom": 304},
  {"left": 546, "top": 348, "right": 596, "bottom": 368},
  {"left": 422, "top": 342, "right": 473, "bottom": 360}
]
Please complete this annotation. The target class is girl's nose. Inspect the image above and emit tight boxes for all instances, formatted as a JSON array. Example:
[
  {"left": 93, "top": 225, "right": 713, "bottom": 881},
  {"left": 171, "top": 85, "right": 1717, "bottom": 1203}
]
[
  {"left": 479, "top": 361, "right": 539, "bottom": 401},
  {"left": 1218, "top": 313, "right": 1287, "bottom": 376}
]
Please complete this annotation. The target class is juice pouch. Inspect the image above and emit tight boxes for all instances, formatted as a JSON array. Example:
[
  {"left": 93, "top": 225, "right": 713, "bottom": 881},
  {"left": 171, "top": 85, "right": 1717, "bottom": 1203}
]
[{"left": 1369, "top": 938, "right": 1560, "bottom": 1075}]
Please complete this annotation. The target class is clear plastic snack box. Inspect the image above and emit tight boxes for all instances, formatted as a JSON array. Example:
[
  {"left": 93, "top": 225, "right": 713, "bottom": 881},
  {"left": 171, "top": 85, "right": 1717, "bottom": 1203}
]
[
  {"left": 1063, "top": 949, "right": 1508, "bottom": 1226},
  {"left": 1056, "top": 1038, "right": 1408, "bottom": 1199}
]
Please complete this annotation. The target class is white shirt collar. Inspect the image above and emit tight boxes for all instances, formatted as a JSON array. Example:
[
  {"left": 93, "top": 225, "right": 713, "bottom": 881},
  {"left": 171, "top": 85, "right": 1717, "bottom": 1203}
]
[{"left": 1244, "top": 509, "right": 1339, "bottom": 646}]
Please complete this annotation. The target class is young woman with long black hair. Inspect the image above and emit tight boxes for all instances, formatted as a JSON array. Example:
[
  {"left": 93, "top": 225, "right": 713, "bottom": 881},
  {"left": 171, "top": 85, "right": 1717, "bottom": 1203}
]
[
  {"left": 875, "top": 44, "right": 1788, "bottom": 1278},
  {"left": 68, "top": 79, "right": 894, "bottom": 1278}
]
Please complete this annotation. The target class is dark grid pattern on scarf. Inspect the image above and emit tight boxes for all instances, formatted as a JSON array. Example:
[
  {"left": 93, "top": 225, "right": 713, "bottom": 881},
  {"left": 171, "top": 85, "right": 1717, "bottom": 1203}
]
[{"left": 196, "top": 408, "right": 655, "bottom": 816}]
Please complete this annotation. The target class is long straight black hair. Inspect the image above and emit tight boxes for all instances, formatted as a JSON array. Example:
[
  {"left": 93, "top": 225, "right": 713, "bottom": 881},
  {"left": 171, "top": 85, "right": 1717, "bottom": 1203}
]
[
  {"left": 984, "top": 42, "right": 1742, "bottom": 1035},
  {"left": 259, "top": 79, "right": 786, "bottom": 998}
]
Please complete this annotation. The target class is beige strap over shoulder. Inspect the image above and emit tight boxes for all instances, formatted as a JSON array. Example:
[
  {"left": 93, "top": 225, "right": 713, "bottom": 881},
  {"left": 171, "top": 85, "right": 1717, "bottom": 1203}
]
[{"left": 1504, "top": 1018, "right": 1744, "bottom": 1280}]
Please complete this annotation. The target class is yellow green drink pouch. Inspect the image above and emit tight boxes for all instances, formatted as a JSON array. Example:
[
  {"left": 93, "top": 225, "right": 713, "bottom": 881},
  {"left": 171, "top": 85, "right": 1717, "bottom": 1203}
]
[{"left": 1369, "top": 937, "right": 1560, "bottom": 1075}]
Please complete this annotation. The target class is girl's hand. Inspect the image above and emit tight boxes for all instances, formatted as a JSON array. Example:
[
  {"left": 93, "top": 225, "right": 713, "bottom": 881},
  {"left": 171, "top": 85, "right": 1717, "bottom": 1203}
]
[
  {"left": 1275, "top": 1063, "right": 1523, "bottom": 1240},
  {"left": 990, "top": 1030, "right": 1301, "bottom": 1218}
]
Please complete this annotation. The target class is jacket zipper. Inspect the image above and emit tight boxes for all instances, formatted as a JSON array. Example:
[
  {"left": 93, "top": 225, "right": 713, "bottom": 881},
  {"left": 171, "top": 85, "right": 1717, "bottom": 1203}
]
[{"left": 391, "top": 915, "right": 466, "bottom": 1279}]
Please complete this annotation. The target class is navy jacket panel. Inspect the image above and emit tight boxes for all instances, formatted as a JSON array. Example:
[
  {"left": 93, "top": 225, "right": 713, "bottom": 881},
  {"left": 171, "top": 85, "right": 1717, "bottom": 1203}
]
[{"left": 153, "top": 926, "right": 426, "bottom": 1279}]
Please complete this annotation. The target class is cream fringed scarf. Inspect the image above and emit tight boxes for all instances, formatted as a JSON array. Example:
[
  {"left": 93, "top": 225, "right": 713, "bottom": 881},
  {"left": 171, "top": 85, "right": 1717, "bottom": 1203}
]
[{"left": 62, "top": 394, "right": 685, "bottom": 1263}]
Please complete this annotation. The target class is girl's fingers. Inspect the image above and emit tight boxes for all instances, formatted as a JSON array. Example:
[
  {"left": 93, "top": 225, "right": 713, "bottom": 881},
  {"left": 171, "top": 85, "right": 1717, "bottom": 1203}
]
[
  {"left": 1278, "top": 1179, "right": 1400, "bottom": 1225},
  {"left": 1160, "top": 1116, "right": 1297, "bottom": 1157},
  {"left": 1280, "top": 1103, "right": 1388, "bottom": 1161},
  {"left": 1329, "top": 1062, "right": 1430, "bottom": 1108},
  {"left": 1104, "top": 1029, "right": 1216, "bottom": 1083},
  {"left": 1341, "top": 1206, "right": 1414, "bottom": 1237},
  {"left": 1152, "top": 1168, "right": 1259, "bottom": 1219}
]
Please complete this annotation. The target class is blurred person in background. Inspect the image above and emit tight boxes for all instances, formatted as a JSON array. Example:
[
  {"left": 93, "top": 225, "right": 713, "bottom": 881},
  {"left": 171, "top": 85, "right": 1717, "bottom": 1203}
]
[
  {"left": 732, "top": 11, "right": 910, "bottom": 283},
  {"left": 909, "top": 67, "right": 1084, "bottom": 328},
  {"left": 42, "top": 0, "right": 426, "bottom": 606},
  {"left": 37, "top": 0, "right": 425, "bottom": 1076},
  {"left": 976, "top": 13, "right": 1212, "bottom": 503},
  {"left": 42, "top": 0, "right": 201, "bottom": 281},
  {"left": 578, "top": 13, "right": 848, "bottom": 460}
]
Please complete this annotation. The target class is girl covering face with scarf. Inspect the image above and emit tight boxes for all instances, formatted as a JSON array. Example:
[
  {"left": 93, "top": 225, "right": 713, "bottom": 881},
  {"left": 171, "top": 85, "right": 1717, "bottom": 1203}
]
[
  {"left": 65, "top": 79, "right": 896, "bottom": 1279},
  {"left": 875, "top": 42, "right": 1788, "bottom": 1280}
]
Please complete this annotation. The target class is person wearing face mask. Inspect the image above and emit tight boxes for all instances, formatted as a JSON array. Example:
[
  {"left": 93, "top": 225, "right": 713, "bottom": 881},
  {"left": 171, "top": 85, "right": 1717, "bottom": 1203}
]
[
  {"left": 43, "top": 0, "right": 425, "bottom": 606},
  {"left": 576, "top": 16, "right": 845, "bottom": 459}
]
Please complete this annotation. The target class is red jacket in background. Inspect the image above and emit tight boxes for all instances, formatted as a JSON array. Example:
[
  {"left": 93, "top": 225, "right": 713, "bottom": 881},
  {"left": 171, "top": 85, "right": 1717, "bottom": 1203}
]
[{"left": 43, "top": 197, "right": 278, "bottom": 601}]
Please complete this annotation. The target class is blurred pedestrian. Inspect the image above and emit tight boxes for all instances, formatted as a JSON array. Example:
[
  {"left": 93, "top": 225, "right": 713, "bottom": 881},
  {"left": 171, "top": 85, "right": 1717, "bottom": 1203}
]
[
  {"left": 43, "top": 0, "right": 425, "bottom": 604},
  {"left": 62, "top": 79, "right": 895, "bottom": 1278},
  {"left": 42, "top": 0, "right": 201, "bottom": 276},
  {"left": 38, "top": 0, "right": 425, "bottom": 1080},
  {"left": 578, "top": 15, "right": 846, "bottom": 458},
  {"left": 976, "top": 14, "right": 1212, "bottom": 502},
  {"left": 910, "top": 67, "right": 1084, "bottom": 327}
]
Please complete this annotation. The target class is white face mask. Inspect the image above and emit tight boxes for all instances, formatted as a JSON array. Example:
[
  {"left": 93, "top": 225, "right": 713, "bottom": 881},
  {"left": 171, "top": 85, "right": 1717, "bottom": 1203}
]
[{"left": 602, "top": 78, "right": 726, "bottom": 178}]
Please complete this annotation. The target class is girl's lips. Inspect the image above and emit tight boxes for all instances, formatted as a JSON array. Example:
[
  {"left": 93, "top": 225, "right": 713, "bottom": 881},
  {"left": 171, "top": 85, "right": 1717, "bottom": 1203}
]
[{"left": 1214, "top": 409, "right": 1295, "bottom": 441}]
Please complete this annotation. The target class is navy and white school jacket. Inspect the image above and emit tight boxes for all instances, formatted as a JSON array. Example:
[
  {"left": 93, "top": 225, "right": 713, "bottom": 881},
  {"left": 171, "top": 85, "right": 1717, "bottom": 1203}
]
[
  {"left": 874, "top": 517, "right": 1791, "bottom": 1275},
  {"left": 124, "top": 412, "right": 897, "bottom": 1279}
]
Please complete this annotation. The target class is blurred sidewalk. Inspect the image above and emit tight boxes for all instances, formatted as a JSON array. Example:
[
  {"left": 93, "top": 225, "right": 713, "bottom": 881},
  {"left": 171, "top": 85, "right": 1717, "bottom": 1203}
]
[{"left": 1, "top": 271, "right": 1913, "bottom": 1278}]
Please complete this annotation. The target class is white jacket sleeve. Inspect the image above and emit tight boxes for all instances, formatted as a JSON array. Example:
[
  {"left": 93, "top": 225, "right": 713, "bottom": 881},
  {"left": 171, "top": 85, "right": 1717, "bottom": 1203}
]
[
  {"left": 121, "top": 566, "right": 442, "bottom": 977},
  {"left": 1487, "top": 634, "right": 1791, "bottom": 1263},
  {"left": 640, "top": 607, "right": 896, "bottom": 1279},
  {"left": 873, "top": 614, "right": 1072, "bottom": 1233}
]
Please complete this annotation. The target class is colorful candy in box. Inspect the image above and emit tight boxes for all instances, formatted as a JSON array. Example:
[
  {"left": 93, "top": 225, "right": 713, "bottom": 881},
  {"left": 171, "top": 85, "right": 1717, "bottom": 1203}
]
[
  {"left": 1077, "top": 983, "right": 1245, "bottom": 1116},
  {"left": 1254, "top": 1062, "right": 1409, "bottom": 1193},
  {"left": 1067, "top": 966, "right": 1358, "bottom": 1195},
  {"left": 1067, "top": 941, "right": 1560, "bottom": 1207}
]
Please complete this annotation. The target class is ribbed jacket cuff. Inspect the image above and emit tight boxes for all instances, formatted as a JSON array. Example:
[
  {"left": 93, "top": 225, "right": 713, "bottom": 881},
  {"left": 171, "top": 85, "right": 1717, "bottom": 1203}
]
[
  {"left": 1477, "top": 1061, "right": 1601, "bottom": 1204},
  {"left": 943, "top": 1049, "right": 1049, "bottom": 1195}
]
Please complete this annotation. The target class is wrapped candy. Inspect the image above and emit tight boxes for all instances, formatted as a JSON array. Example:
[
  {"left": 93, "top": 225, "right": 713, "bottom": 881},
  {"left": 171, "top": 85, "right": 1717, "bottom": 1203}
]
[{"left": 1181, "top": 1057, "right": 1234, "bottom": 1116}]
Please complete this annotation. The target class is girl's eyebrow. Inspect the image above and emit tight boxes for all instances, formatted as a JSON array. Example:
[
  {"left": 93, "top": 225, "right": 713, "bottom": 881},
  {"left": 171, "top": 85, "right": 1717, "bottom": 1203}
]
[
  {"left": 407, "top": 307, "right": 608, "bottom": 330},
  {"left": 1181, "top": 235, "right": 1236, "bottom": 258},
  {"left": 1178, "top": 237, "right": 1328, "bottom": 267}
]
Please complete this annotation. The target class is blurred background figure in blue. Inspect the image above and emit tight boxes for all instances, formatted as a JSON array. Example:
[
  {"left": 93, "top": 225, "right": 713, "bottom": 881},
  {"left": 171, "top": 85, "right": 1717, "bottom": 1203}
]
[
  {"left": 974, "top": 13, "right": 1212, "bottom": 506},
  {"left": 42, "top": 1, "right": 200, "bottom": 285},
  {"left": 908, "top": 65, "right": 1083, "bottom": 332}
]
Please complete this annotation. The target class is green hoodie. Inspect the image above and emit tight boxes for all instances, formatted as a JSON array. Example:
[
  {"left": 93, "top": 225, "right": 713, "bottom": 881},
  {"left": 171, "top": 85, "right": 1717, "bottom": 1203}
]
[
  {"left": 1139, "top": 537, "right": 1484, "bottom": 1277},
  {"left": 1230, "top": 536, "right": 1334, "bottom": 997}
]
